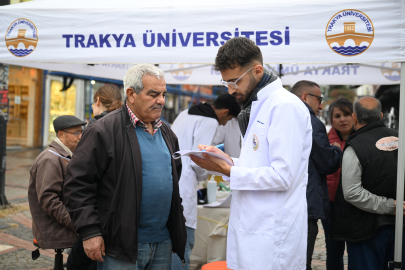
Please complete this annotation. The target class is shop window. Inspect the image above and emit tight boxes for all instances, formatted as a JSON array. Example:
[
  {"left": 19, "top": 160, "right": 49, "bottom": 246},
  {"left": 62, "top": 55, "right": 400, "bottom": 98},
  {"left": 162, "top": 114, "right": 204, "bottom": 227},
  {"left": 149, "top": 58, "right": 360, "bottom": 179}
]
[
  {"left": 7, "top": 65, "right": 40, "bottom": 147},
  {"left": 48, "top": 80, "right": 76, "bottom": 144}
]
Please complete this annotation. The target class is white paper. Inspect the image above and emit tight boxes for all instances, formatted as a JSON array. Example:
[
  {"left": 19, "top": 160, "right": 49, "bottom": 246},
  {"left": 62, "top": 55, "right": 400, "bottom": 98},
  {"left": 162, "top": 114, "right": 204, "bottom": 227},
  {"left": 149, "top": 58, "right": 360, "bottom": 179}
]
[
  {"left": 173, "top": 150, "right": 233, "bottom": 177},
  {"left": 204, "top": 193, "right": 232, "bottom": 208}
]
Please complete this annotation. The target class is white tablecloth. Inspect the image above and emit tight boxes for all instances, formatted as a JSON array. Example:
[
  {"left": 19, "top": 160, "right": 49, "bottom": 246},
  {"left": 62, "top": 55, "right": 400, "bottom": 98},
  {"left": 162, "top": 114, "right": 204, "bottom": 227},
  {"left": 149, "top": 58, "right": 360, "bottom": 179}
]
[{"left": 190, "top": 205, "right": 230, "bottom": 264}]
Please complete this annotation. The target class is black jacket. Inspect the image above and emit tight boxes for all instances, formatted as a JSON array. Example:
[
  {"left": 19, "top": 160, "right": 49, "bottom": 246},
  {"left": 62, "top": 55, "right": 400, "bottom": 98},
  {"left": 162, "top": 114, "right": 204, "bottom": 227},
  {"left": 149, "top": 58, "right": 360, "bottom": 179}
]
[
  {"left": 64, "top": 104, "right": 187, "bottom": 263},
  {"left": 331, "top": 121, "right": 399, "bottom": 242},
  {"left": 304, "top": 103, "right": 342, "bottom": 220}
]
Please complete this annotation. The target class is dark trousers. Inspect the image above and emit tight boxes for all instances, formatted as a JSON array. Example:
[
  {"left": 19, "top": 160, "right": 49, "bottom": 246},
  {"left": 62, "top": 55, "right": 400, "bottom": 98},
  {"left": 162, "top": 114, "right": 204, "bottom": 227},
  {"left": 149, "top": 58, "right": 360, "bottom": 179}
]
[
  {"left": 347, "top": 226, "right": 405, "bottom": 270},
  {"left": 67, "top": 235, "right": 97, "bottom": 270},
  {"left": 307, "top": 218, "right": 319, "bottom": 270},
  {"left": 321, "top": 201, "right": 346, "bottom": 270}
]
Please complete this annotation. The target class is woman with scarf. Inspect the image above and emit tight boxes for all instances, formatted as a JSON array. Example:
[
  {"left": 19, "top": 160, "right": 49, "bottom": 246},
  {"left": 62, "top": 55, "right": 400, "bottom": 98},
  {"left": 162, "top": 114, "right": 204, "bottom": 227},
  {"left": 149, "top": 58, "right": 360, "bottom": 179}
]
[
  {"left": 67, "top": 84, "right": 123, "bottom": 270},
  {"left": 322, "top": 97, "right": 354, "bottom": 270}
]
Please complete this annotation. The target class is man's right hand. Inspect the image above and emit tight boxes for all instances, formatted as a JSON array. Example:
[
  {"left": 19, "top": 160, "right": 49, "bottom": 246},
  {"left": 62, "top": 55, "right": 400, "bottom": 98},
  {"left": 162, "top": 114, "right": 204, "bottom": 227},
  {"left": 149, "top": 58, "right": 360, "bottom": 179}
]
[
  {"left": 83, "top": 236, "right": 105, "bottom": 262},
  {"left": 394, "top": 200, "right": 405, "bottom": 215}
]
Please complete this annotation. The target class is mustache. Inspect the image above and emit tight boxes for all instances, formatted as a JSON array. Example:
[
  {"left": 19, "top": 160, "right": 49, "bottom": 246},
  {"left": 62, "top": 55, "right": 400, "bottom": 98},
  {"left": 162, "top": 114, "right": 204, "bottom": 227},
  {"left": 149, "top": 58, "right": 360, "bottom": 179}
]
[{"left": 151, "top": 104, "right": 164, "bottom": 110}]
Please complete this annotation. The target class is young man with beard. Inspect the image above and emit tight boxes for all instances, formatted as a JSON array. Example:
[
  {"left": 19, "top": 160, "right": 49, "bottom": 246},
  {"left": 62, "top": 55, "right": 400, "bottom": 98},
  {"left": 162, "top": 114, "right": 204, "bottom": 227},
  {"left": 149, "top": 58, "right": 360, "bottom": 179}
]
[
  {"left": 191, "top": 37, "right": 313, "bottom": 270},
  {"left": 169, "top": 93, "right": 240, "bottom": 270}
]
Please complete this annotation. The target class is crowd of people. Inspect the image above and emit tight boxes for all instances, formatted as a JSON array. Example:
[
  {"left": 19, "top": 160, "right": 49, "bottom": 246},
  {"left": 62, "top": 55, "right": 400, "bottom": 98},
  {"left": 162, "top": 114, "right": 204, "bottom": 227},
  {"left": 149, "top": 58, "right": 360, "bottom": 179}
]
[{"left": 27, "top": 36, "right": 402, "bottom": 270}]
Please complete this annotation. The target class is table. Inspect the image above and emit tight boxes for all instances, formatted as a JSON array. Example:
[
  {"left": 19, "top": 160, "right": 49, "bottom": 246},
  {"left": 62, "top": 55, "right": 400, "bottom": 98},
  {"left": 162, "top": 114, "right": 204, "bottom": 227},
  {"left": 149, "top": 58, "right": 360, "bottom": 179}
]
[{"left": 190, "top": 205, "right": 230, "bottom": 265}]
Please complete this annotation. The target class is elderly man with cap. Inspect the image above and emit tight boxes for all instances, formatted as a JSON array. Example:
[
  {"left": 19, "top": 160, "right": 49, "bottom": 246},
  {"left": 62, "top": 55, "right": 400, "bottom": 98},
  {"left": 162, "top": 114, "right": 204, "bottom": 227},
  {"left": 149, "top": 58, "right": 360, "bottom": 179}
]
[{"left": 28, "top": 115, "right": 86, "bottom": 250}]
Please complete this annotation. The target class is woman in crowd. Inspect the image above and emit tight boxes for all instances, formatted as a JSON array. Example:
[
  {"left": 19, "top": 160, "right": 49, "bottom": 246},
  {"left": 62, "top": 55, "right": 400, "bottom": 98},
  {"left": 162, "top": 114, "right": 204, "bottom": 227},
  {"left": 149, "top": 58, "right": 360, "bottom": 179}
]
[
  {"left": 88, "top": 84, "right": 123, "bottom": 125},
  {"left": 322, "top": 97, "right": 354, "bottom": 270},
  {"left": 67, "top": 84, "right": 123, "bottom": 270}
]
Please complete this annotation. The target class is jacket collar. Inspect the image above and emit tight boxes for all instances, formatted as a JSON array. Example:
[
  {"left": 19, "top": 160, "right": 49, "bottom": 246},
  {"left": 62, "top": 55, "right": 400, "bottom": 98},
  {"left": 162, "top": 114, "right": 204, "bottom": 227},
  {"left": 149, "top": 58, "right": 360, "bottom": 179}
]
[
  {"left": 256, "top": 78, "right": 284, "bottom": 101},
  {"left": 328, "top": 127, "right": 342, "bottom": 143},
  {"left": 346, "top": 120, "right": 386, "bottom": 145},
  {"left": 49, "top": 140, "right": 71, "bottom": 158},
  {"left": 303, "top": 101, "right": 315, "bottom": 116}
]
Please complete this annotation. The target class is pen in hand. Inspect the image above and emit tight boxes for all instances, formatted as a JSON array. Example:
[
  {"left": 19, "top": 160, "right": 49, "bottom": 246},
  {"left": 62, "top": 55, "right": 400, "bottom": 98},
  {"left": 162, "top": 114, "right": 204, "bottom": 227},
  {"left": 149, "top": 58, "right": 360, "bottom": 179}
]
[{"left": 201, "top": 143, "right": 225, "bottom": 152}]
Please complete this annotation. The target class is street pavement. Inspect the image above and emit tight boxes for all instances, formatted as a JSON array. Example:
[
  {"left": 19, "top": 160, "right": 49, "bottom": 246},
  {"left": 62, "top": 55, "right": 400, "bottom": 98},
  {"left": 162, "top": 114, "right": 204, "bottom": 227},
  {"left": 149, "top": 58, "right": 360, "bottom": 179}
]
[{"left": 1, "top": 148, "right": 347, "bottom": 270}]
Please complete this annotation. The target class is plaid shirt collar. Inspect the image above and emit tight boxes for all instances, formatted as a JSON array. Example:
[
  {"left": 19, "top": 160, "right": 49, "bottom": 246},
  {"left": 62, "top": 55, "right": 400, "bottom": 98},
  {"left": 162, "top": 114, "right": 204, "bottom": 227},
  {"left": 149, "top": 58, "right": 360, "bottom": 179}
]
[{"left": 126, "top": 104, "right": 162, "bottom": 135}]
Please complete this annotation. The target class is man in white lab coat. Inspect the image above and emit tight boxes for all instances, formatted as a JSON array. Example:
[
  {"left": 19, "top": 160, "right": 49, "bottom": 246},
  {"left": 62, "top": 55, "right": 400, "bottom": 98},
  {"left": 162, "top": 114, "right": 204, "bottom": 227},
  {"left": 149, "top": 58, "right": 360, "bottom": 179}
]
[
  {"left": 191, "top": 37, "right": 313, "bottom": 270},
  {"left": 169, "top": 93, "right": 240, "bottom": 270}
]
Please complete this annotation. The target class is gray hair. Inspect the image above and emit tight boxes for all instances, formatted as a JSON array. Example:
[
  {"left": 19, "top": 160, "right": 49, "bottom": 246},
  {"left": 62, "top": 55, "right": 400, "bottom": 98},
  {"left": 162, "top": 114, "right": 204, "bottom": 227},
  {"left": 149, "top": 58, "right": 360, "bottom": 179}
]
[
  {"left": 124, "top": 64, "right": 164, "bottom": 94},
  {"left": 354, "top": 99, "right": 382, "bottom": 125}
]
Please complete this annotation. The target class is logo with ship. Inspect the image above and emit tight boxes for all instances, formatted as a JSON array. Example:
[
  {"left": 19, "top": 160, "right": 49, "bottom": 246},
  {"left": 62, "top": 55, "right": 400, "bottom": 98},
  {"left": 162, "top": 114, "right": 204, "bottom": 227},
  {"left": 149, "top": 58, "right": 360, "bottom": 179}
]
[
  {"left": 5, "top": 19, "right": 38, "bottom": 57},
  {"left": 380, "top": 63, "right": 400, "bottom": 81},
  {"left": 170, "top": 64, "right": 193, "bottom": 81},
  {"left": 326, "top": 10, "right": 374, "bottom": 57}
]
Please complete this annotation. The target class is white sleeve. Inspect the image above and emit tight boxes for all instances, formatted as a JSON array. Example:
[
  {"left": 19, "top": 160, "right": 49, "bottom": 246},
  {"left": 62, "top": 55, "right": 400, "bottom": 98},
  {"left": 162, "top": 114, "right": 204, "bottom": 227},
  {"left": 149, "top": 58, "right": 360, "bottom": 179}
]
[
  {"left": 230, "top": 102, "right": 311, "bottom": 191},
  {"left": 222, "top": 157, "right": 238, "bottom": 181},
  {"left": 211, "top": 125, "right": 226, "bottom": 146},
  {"left": 191, "top": 119, "right": 219, "bottom": 181}
]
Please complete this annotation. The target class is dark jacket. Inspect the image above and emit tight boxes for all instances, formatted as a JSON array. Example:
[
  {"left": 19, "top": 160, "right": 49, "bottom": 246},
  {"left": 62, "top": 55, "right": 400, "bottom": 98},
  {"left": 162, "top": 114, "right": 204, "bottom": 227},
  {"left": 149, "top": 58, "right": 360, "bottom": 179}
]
[
  {"left": 28, "top": 141, "right": 77, "bottom": 249},
  {"left": 304, "top": 103, "right": 342, "bottom": 220},
  {"left": 87, "top": 111, "right": 107, "bottom": 126},
  {"left": 63, "top": 104, "right": 187, "bottom": 264},
  {"left": 331, "top": 121, "right": 400, "bottom": 242}
]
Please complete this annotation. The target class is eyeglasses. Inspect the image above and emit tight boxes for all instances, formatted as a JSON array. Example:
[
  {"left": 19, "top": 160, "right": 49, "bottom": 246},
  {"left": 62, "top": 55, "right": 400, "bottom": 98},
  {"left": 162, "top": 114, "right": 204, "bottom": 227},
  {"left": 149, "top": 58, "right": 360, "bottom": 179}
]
[
  {"left": 63, "top": 130, "right": 83, "bottom": 137},
  {"left": 307, "top": 93, "right": 323, "bottom": 105},
  {"left": 220, "top": 67, "right": 254, "bottom": 89}
]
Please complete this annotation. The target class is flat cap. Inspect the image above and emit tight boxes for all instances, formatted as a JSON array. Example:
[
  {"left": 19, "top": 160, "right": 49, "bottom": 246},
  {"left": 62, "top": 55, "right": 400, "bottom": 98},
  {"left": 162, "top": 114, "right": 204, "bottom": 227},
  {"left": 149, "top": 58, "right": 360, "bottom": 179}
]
[{"left": 53, "top": 115, "right": 87, "bottom": 132}]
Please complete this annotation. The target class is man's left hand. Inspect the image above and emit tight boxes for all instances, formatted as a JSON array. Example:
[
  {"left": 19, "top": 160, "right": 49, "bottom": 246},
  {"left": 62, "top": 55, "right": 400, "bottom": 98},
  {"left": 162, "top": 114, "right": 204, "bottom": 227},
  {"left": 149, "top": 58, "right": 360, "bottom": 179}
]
[{"left": 190, "top": 153, "right": 232, "bottom": 177}]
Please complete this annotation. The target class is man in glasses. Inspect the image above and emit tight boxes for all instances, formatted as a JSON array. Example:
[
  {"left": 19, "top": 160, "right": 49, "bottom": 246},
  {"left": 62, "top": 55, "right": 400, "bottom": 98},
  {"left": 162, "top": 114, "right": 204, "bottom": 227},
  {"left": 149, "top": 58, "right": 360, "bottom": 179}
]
[
  {"left": 28, "top": 115, "right": 86, "bottom": 253},
  {"left": 291, "top": 80, "right": 342, "bottom": 270},
  {"left": 190, "top": 37, "right": 313, "bottom": 270}
]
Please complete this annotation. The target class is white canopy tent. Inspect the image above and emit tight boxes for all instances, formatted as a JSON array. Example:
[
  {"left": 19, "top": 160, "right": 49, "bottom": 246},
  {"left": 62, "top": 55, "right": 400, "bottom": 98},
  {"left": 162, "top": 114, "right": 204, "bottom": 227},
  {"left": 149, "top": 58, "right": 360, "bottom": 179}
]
[{"left": 1, "top": 0, "right": 405, "bottom": 268}]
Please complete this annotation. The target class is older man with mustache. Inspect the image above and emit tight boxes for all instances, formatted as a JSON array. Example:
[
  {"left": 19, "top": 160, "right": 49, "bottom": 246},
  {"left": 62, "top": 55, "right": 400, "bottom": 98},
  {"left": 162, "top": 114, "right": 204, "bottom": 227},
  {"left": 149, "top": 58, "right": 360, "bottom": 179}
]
[{"left": 64, "top": 64, "right": 187, "bottom": 270}]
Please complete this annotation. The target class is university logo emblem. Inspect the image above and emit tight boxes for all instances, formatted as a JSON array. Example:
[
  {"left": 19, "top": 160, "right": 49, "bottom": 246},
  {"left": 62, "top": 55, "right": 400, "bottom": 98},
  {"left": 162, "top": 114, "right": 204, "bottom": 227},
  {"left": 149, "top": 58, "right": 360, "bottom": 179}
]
[
  {"left": 5, "top": 19, "right": 38, "bottom": 57},
  {"left": 252, "top": 134, "right": 259, "bottom": 151},
  {"left": 325, "top": 10, "right": 374, "bottom": 57},
  {"left": 170, "top": 64, "right": 193, "bottom": 81},
  {"left": 380, "top": 63, "right": 400, "bottom": 81}
]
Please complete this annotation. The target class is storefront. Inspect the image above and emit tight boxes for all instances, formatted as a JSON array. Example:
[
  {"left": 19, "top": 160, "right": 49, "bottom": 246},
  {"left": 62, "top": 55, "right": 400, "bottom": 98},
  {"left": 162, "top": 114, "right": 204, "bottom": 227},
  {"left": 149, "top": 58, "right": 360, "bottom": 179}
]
[{"left": 6, "top": 65, "right": 43, "bottom": 148}]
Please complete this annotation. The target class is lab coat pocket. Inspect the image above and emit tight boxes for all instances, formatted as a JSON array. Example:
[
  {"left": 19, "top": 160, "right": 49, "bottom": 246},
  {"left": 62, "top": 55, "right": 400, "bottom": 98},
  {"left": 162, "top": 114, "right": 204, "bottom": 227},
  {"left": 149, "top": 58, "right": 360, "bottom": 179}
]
[
  {"left": 239, "top": 191, "right": 275, "bottom": 235},
  {"left": 248, "top": 123, "right": 267, "bottom": 159}
]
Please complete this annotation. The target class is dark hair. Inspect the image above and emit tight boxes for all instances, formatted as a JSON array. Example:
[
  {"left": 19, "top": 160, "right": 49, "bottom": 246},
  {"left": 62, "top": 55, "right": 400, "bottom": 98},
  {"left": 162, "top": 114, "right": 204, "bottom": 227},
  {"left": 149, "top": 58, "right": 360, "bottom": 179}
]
[
  {"left": 94, "top": 84, "right": 123, "bottom": 112},
  {"left": 290, "top": 80, "right": 320, "bottom": 97},
  {"left": 214, "top": 37, "right": 263, "bottom": 71},
  {"left": 354, "top": 99, "right": 382, "bottom": 125},
  {"left": 328, "top": 98, "right": 353, "bottom": 124},
  {"left": 213, "top": 93, "right": 241, "bottom": 117}
]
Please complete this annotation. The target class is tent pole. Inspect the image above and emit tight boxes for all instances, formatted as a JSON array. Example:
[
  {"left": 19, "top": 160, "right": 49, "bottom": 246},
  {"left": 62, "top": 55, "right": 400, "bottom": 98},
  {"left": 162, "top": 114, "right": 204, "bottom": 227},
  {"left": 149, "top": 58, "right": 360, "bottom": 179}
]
[{"left": 393, "top": 61, "right": 405, "bottom": 270}]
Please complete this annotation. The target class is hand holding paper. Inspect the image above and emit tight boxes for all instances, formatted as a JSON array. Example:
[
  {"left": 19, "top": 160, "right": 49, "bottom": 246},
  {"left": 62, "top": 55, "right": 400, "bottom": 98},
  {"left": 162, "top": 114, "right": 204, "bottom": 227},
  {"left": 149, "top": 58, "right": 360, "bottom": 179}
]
[{"left": 172, "top": 144, "right": 233, "bottom": 177}]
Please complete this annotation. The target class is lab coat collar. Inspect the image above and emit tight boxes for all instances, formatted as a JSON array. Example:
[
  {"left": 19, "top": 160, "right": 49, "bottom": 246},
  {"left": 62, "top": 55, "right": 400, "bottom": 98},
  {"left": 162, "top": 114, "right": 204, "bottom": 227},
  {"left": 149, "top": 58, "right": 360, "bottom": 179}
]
[{"left": 256, "top": 78, "right": 284, "bottom": 101}]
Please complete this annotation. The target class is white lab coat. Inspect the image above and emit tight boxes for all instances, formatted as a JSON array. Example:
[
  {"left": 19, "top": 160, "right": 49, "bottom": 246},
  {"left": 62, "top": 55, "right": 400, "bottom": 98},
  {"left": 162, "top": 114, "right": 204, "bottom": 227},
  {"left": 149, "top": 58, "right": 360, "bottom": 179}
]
[
  {"left": 212, "top": 118, "right": 242, "bottom": 158},
  {"left": 225, "top": 79, "right": 312, "bottom": 270},
  {"left": 171, "top": 110, "right": 219, "bottom": 229}
]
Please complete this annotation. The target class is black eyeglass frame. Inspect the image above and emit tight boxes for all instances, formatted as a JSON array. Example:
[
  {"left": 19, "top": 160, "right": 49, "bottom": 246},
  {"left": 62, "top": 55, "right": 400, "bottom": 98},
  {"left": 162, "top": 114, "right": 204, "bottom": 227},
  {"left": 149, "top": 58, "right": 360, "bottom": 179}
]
[
  {"left": 307, "top": 93, "right": 323, "bottom": 105},
  {"left": 63, "top": 129, "right": 83, "bottom": 137}
]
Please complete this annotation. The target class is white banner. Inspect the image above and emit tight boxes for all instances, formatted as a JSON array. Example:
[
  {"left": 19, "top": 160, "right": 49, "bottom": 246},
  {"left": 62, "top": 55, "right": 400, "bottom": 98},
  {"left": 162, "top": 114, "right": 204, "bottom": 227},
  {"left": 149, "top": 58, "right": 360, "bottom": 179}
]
[
  {"left": 0, "top": 0, "right": 404, "bottom": 64},
  {"left": 4, "top": 61, "right": 400, "bottom": 86},
  {"left": 161, "top": 63, "right": 401, "bottom": 85}
]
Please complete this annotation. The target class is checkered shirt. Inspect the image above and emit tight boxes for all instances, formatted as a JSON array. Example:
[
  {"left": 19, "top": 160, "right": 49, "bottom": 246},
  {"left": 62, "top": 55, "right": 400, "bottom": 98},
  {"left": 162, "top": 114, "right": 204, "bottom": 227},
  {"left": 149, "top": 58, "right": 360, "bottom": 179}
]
[{"left": 126, "top": 104, "right": 162, "bottom": 135}]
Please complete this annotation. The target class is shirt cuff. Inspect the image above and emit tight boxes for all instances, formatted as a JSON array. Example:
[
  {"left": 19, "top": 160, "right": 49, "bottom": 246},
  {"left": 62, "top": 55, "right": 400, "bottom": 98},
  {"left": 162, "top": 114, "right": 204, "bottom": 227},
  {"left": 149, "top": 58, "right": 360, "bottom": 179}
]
[
  {"left": 78, "top": 225, "right": 102, "bottom": 241},
  {"left": 386, "top": 198, "right": 396, "bottom": 215}
]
